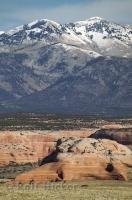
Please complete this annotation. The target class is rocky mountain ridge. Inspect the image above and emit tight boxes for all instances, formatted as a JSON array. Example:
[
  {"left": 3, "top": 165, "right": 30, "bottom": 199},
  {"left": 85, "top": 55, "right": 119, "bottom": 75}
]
[
  {"left": 0, "top": 17, "right": 132, "bottom": 115},
  {"left": 0, "top": 17, "right": 132, "bottom": 54}
]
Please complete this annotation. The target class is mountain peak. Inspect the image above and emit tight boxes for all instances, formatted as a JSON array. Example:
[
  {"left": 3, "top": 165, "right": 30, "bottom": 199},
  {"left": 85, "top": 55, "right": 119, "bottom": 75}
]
[
  {"left": 0, "top": 31, "right": 4, "bottom": 35},
  {"left": 0, "top": 17, "right": 131, "bottom": 54},
  {"left": 28, "top": 19, "right": 60, "bottom": 29},
  {"left": 88, "top": 16, "right": 104, "bottom": 21},
  {"left": 75, "top": 16, "right": 105, "bottom": 26},
  {"left": 4, "top": 19, "right": 60, "bottom": 36},
  {"left": 0, "top": 17, "right": 132, "bottom": 114}
]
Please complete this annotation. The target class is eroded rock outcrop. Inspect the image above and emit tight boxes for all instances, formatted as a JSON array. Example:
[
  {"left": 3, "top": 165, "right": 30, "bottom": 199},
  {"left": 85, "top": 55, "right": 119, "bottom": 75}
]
[
  {"left": 15, "top": 138, "right": 132, "bottom": 183},
  {"left": 90, "top": 128, "right": 132, "bottom": 145},
  {"left": 0, "top": 130, "right": 93, "bottom": 166}
]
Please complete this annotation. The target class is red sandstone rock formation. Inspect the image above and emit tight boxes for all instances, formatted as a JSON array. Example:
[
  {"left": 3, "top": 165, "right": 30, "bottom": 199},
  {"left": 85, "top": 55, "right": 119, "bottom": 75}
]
[
  {"left": 15, "top": 138, "right": 132, "bottom": 183},
  {"left": 0, "top": 129, "right": 93, "bottom": 166}
]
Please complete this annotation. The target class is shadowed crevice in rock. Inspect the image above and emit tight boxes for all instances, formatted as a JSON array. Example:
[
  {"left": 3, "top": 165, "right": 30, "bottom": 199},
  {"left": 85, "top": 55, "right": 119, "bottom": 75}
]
[
  {"left": 106, "top": 163, "right": 114, "bottom": 172},
  {"left": 39, "top": 150, "right": 58, "bottom": 166},
  {"left": 57, "top": 168, "right": 64, "bottom": 180},
  {"left": 40, "top": 139, "right": 62, "bottom": 166}
]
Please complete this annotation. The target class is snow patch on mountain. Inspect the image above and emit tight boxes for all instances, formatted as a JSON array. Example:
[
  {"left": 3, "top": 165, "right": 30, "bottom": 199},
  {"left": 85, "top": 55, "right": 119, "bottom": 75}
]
[
  {"left": 0, "top": 31, "right": 4, "bottom": 35},
  {"left": 0, "top": 17, "right": 132, "bottom": 58},
  {"left": 75, "top": 16, "right": 103, "bottom": 26}
]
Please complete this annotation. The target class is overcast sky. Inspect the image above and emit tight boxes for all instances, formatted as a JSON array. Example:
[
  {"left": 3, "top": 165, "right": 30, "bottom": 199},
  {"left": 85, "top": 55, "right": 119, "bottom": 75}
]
[{"left": 0, "top": 0, "right": 132, "bottom": 31}]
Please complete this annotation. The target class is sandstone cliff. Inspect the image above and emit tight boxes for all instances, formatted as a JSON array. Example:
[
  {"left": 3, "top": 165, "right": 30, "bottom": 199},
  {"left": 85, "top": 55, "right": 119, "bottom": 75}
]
[{"left": 15, "top": 138, "right": 132, "bottom": 183}]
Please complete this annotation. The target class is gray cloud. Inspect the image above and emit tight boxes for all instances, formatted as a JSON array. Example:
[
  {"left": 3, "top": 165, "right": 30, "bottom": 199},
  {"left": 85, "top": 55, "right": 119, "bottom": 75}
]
[{"left": 1, "top": 0, "right": 132, "bottom": 31}]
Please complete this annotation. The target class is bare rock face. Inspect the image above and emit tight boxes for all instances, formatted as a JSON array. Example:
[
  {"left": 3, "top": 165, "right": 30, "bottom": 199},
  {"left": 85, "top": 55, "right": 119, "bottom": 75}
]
[
  {"left": 0, "top": 131, "right": 56, "bottom": 166},
  {"left": 0, "top": 130, "right": 92, "bottom": 166},
  {"left": 15, "top": 138, "right": 132, "bottom": 183}
]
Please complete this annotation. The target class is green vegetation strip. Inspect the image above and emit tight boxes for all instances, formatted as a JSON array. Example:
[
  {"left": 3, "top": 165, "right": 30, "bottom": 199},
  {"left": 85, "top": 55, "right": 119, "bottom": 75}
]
[{"left": 0, "top": 181, "right": 132, "bottom": 200}]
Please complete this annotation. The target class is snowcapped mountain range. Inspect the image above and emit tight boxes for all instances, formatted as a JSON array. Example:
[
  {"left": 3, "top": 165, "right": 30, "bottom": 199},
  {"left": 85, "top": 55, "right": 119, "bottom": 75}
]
[
  {"left": 0, "top": 17, "right": 132, "bottom": 57},
  {"left": 0, "top": 17, "right": 132, "bottom": 115}
]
